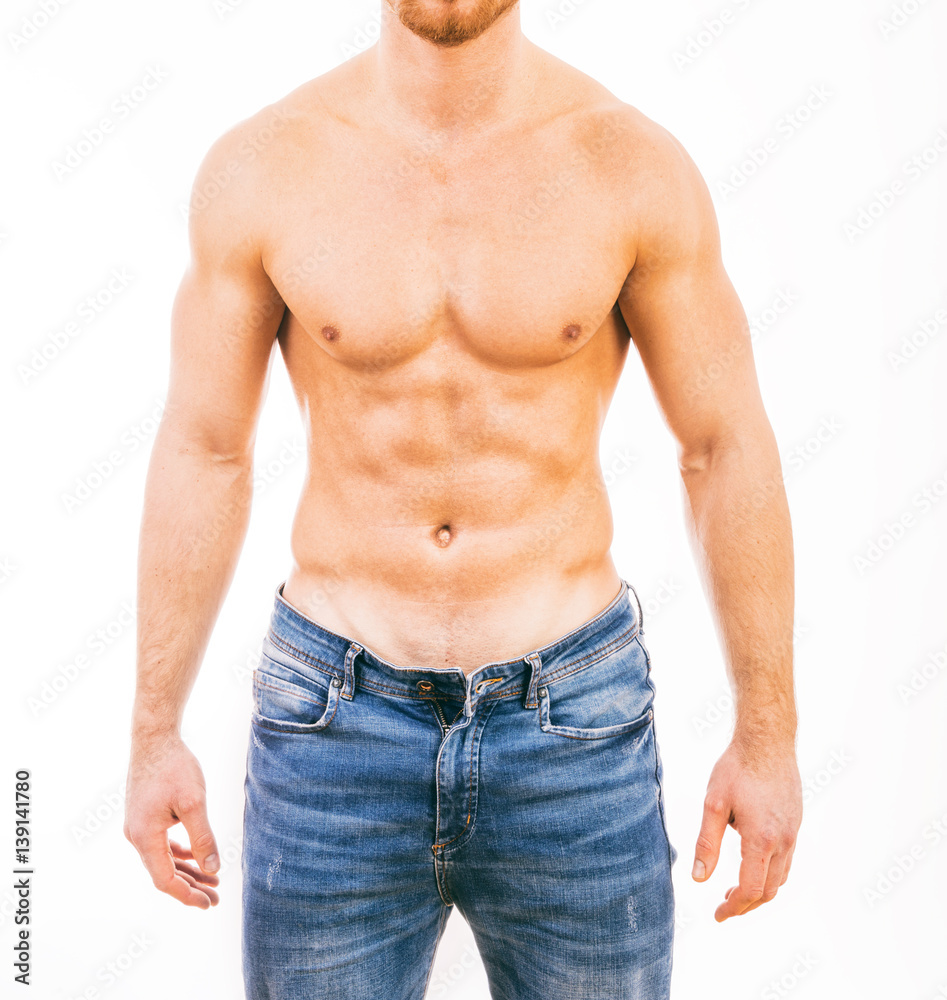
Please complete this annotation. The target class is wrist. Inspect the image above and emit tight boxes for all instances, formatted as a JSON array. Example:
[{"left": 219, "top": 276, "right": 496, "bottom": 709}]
[
  {"left": 131, "top": 703, "right": 182, "bottom": 744},
  {"left": 730, "top": 722, "right": 797, "bottom": 764}
]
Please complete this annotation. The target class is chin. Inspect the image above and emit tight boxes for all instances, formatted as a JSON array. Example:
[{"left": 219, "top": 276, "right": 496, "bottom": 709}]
[{"left": 388, "top": 0, "right": 519, "bottom": 48}]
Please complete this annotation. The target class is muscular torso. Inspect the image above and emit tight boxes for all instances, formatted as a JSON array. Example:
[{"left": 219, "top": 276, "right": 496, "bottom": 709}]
[{"left": 257, "top": 48, "right": 650, "bottom": 674}]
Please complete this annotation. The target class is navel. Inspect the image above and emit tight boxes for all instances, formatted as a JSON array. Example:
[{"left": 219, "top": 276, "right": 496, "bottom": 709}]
[
  {"left": 322, "top": 325, "right": 340, "bottom": 342},
  {"left": 562, "top": 323, "right": 582, "bottom": 342},
  {"left": 434, "top": 525, "right": 452, "bottom": 548}
]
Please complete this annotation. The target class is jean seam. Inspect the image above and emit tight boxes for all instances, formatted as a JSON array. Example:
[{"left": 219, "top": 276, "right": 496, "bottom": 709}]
[
  {"left": 538, "top": 703, "right": 654, "bottom": 741},
  {"left": 254, "top": 676, "right": 328, "bottom": 710},
  {"left": 539, "top": 624, "right": 640, "bottom": 688},
  {"left": 268, "top": 631, "right": 345, "bottom": 678},
  {"left": 250, "top": 682, "right": 340, "bottom": 733},
  {"left": 267, "top": 580, "right": 633, "bottom": 686},
  {"left": 642, "top": 644, "right": 675, "bottom": 872}
]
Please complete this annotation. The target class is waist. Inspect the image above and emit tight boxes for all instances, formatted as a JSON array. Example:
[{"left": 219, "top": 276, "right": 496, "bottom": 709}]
[
  {"left": 267, "top": 575, "right": 642, "bottom": 689},
  {"left": 281, "top": 557, "right": 624, "bottom": 675}
]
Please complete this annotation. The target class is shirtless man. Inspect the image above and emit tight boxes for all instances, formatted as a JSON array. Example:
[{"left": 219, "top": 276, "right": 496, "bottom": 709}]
[{"left": 124, "top": 2, "right": 802, "bottom": 997}]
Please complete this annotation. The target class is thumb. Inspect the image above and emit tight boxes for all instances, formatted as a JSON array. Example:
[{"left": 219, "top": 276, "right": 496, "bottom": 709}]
[
  {"left": 176, "top": 794, "right": 220, "bottom": 874},
  {"left": 693, "top": 796, "right": 730, "bottom": 882}
]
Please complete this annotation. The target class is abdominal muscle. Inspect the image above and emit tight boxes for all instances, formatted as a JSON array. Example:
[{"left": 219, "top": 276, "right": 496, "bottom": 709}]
[
  {"left": 281, "top": 468, "right": 622, "bottom": 677},
  {"left": 278, "top": 335, "right": 627, "bottom": 676}
]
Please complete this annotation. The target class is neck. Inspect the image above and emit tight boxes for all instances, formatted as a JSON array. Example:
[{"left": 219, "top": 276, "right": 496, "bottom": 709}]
[{"left": 368, "top": 4, "right": 537, "bottom": 135}]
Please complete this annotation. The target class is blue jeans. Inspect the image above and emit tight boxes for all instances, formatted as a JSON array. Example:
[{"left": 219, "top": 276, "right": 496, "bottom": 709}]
[{"left": 242, "top": 578, "right": 677, "bottom": 999}]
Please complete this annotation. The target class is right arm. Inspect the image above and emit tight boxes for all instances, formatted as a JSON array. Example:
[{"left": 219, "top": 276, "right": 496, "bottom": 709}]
[{"left": 123, "top": 120, "right": 286, "bottom": 908}]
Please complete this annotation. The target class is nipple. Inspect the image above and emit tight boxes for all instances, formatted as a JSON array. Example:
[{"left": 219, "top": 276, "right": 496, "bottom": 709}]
[
  {"left": 322, "top": 325, "right": 339, "bottom": 342},
  {"left": 562, "top": 324, "right": 582, "bottom": 342},
  {"left": 435, "top": 525, "right": 452, "bottom": 548}
]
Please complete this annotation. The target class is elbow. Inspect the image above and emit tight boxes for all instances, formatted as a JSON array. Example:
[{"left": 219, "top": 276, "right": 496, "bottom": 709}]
[{"left": 677, "top": 435, "right": 740, "bottom": 476}]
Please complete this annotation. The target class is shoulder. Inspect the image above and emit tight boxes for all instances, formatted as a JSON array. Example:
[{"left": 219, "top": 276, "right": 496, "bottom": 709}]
[
  {"left": 185, "top": 71, "right": 342, "bottom": 265},
  {"left": 533, "top": 55, "right": 718, "bottom": 267},
  {"left": 584, "top": 102, "right": 720, "bottom": 271}
]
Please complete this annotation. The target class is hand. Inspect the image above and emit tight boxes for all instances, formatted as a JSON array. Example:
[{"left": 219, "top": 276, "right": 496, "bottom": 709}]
[
  {"left": 692, "top": 740, "right": 802, "bottom": 922},
  {"left": 123, "top": 731, "right": 221, "bottom": 909}
]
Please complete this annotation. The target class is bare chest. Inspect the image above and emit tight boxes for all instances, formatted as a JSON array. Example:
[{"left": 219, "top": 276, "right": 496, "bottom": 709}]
[{"left": 262, "top": 122, "right": 635, "bottom": 371}]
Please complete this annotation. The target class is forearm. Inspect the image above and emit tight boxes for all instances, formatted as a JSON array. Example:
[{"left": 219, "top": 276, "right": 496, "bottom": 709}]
[
  {"left": 680, "top": 435, "right": 796, "bottom": 759},
  {"left": 132, "top": 423, "right": 253, "bottom": 741}
]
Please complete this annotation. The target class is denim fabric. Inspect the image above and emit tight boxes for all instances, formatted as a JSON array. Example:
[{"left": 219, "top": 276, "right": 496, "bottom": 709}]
[{"left": 242, "top": 577, "right": 677, "bottom": 999}]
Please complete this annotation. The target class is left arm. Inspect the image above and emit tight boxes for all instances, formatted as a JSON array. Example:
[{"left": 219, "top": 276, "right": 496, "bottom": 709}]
[{"left": 617, "top": 119, "right": 802, "bottom": 922}]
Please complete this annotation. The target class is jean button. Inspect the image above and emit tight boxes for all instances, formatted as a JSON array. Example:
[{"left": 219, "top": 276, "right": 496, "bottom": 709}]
[{"left": 417, "top": 680, "right": 434, "bottom": 692}]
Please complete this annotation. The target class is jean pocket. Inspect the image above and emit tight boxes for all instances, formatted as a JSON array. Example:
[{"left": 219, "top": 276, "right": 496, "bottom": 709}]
[
  {"left": 251, "top": 637, "right": 342, "bottom": 734},
  {"left": 537, "top": 635, "right": 654, "bottom": 740}
]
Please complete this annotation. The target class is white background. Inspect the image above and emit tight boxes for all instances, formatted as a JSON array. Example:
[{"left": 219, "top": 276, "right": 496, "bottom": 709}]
[{"left": 2, "top": 0, "right": 946, "bottom": 996}]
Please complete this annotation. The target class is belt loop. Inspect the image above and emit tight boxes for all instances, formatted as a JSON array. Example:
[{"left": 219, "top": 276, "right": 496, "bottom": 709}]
[
  {"left": 342, "top": 642, "right": 362, "bottom": 701},
  {"left": 627, "top": 581, "right": 645, "bottom": 635},
  {"left": 523, "top": 652, "right": 542, "bottom": 709}
]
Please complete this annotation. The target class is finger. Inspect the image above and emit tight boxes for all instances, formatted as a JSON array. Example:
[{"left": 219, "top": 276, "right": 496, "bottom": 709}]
[
  {"left": 781, "top": 845, "right": 795, "bottom": 885},
  {"left": 132, "top": 828, "right": 213, "bottom": 909},
  {"left": 173, "top": 856, "right": 220, "bottom": 887},
  {"left": 715, "top": 846, "right": 771, "bottom": 922},
  {"left": 174, "top": 794, "right": 221, "bottom": 875},
  {"left": 693, "top": 795, "right": 731, "bottom": 881},
  {"left": 169, "top": 839, "right": 194, "bottom": 861},
  {"left": 174, "top": 865, "right": 221, "bottom": 906},
  {"left": 739, "top": 851, "right": 789, "bottom": 915}
]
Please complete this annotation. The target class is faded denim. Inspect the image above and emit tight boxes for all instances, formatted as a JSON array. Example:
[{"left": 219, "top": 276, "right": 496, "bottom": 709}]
[{"left": 242, "top": 577, "right": 677, "bottom": 999}]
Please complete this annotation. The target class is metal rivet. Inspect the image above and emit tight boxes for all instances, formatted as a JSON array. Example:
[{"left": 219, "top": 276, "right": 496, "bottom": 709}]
[
  {"left": 539, "top": 686, "right": 547, "bottom": 697},
  {"left": 331, "top": 677, "right": 341, "bottom": 687}
]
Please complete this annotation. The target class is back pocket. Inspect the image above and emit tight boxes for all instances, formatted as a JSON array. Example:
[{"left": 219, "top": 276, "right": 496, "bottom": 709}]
[
  {"left": 251, "top": 635, "right": 342, "bottom": 734},
  {"left": 538, "top": 635, "right": 653, "bottom": 740}
]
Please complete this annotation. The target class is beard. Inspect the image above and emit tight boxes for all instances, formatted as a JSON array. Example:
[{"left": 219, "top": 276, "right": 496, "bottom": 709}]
[{"left": 385, "top": 0, "right": 520, "bottom": 47}]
